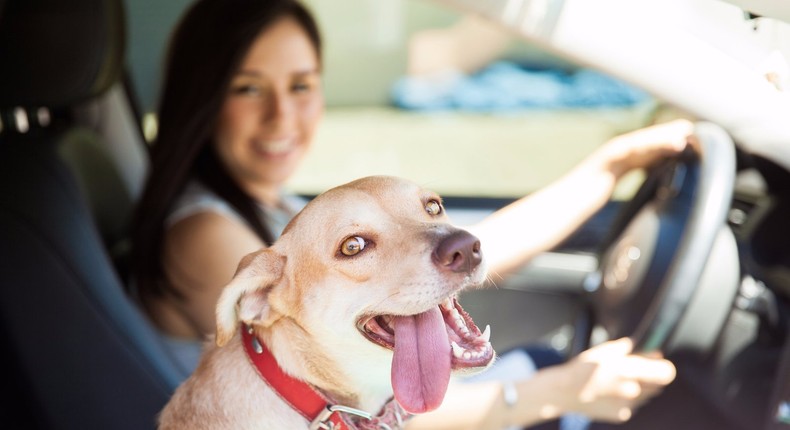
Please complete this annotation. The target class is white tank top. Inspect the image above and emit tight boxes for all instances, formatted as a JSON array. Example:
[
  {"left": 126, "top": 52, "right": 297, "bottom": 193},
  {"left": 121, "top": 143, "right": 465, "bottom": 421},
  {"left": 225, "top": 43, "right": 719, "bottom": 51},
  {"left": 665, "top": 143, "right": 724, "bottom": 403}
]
[{"left": 166, "top": 180, "right": 306, "bottom": 240}]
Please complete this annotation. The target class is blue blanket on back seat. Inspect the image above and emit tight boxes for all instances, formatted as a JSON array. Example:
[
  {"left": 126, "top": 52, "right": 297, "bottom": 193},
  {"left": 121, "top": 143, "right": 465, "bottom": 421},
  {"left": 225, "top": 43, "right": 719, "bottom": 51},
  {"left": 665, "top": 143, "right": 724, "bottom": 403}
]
[{"left": 391, "top": 61, "right": 650, "bottom": 112}]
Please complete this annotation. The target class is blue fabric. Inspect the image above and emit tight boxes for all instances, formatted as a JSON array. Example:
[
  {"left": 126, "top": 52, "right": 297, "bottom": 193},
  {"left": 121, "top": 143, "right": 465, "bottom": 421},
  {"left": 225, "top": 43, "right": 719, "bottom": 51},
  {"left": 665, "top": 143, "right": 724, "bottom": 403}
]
[{"left": 391, "top": 61, "right": 650, "bottom": 112}]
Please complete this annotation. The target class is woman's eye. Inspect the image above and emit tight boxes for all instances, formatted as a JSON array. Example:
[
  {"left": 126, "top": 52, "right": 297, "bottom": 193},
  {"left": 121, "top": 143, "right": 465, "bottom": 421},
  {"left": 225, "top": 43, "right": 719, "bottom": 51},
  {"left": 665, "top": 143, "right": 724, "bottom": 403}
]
[
  {"left": 340, "top": 236, "right": 366, "bottom": 256},
  {"left": 425, "top": 199, "right": 442, "bottom": 216},
  {"left": 291, "top": 81, "right": 312, "bottom": 93},
  {"left": 231, "top": 84, "right": 262, "bottom": 96}
]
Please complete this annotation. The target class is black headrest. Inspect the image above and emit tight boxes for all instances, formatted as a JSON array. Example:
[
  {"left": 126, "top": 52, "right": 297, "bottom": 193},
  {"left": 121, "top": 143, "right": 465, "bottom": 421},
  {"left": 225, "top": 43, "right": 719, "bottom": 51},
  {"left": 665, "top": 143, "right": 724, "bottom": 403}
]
[{"left": 0, "top": 0, "right": 125, "bottom": 109}]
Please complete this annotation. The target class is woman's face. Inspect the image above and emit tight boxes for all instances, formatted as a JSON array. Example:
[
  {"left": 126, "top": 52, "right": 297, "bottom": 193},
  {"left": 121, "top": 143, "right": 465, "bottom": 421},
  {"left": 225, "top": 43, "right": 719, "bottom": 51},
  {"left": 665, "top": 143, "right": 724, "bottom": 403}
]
[{"left": 214, "top": 17, "right": 323, "bottom": 200}]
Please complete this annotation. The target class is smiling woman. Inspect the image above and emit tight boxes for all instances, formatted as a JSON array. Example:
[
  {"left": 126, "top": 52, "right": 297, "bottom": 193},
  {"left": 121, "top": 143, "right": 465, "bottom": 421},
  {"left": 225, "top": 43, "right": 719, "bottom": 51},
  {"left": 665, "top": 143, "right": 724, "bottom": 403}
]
[
  {"left": 214, "top": 16, "right": 323, "bottom": 206},
  {"left": 129, "top": 0, "right": 324, "bottom": 367}
]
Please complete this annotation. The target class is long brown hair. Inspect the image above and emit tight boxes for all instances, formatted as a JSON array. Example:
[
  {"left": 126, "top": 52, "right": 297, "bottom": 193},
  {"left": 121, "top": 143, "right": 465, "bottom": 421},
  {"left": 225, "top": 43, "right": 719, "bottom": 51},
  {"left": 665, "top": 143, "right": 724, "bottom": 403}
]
[{"left": 130, "top": 0, "right": 321, "bottom": 301}]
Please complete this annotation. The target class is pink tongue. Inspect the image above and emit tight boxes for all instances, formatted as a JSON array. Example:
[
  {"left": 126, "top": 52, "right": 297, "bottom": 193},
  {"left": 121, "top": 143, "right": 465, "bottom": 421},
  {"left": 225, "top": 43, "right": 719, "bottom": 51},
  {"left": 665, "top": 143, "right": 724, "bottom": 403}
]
[{"left": 391, "top": 307, "right": 451, "bottom": 414}]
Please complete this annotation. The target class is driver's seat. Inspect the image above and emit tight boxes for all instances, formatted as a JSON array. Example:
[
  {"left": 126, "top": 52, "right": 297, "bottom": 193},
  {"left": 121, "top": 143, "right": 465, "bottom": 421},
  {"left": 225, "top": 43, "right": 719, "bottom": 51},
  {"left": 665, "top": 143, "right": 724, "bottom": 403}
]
[{"left": 0, "top": 0, "right": 184, "bottom": 428}]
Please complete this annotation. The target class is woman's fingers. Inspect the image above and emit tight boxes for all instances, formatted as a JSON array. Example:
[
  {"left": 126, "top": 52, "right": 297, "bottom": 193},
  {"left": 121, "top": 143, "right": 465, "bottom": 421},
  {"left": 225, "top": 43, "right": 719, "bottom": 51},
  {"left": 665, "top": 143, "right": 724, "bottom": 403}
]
[
  {"left": 601, "top": 118, "right": 695, "bottom": 176},
  {"left": 579, "top": 338, "right": 676, "bottom": 385},
  {"left": 613, "top": 118, "right": 694, "bottom": 153},
  {"left": 579, "top": 336, "right": 633, "bottom": 360},
  {"left": 614, "top": 380, "right": 642, "bottom": 399},
  {"left": 575, "top": 380, "right": 668, "bottom": 422},
  {"left": 574, "top": 396, "right": 637, "bottom": 422},
  {"left": 616, "top": 354, "right": 677, "bottom": 385},
  {"left": 575, "top": 337, "right": 676, "bottom": 409}
]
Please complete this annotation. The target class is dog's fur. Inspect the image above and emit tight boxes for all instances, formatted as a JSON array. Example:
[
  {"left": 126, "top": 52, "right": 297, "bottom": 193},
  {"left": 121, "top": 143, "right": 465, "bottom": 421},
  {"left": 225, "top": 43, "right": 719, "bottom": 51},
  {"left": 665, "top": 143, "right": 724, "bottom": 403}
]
[{"left": 158, "top": 176, "right": 494, "bottom": 429}]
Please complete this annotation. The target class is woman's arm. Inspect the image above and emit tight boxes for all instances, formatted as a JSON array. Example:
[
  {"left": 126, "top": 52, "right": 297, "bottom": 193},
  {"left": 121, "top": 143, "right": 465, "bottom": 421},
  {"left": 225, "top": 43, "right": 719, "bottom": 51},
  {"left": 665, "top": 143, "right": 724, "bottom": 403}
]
[
  {"left": 468, "top": 119, "right": 694, "bottom": 278},
  {"left": 161, "top": 211, "right": 265, "bottom": 336}
]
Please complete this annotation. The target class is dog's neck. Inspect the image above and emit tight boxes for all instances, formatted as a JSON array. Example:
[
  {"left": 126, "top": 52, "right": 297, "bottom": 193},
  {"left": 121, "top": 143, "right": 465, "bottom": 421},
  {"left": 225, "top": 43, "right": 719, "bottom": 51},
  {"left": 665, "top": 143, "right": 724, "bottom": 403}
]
[{"left": 256, "top": 320, "right": 395, "bottom": 414}]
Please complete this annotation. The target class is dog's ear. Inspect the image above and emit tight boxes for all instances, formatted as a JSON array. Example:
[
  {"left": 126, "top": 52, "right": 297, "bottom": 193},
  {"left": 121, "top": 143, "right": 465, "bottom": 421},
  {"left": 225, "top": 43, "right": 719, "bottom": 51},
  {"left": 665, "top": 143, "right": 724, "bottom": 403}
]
[{"left": 215, "top": 249, "right": 286, "bottom": 347}]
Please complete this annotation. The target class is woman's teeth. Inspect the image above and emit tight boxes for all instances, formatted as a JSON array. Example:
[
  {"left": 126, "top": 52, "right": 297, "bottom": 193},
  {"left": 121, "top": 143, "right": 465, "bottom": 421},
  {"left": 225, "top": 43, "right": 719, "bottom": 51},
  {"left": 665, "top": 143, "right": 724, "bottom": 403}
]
[{"left": 255, "top": 138, "right": 294, "bottom": 155}]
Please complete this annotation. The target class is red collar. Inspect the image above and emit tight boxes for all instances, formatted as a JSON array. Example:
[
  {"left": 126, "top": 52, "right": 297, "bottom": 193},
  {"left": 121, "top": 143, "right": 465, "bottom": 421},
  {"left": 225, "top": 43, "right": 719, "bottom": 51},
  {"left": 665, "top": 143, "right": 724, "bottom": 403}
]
[{"left": 241, "top": 326, "right": 408, "bottom": 430}]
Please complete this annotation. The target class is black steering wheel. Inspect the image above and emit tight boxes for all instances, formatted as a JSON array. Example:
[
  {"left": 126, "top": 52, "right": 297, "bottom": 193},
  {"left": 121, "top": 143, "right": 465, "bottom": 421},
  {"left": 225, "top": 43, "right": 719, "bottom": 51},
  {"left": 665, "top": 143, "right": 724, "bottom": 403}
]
[{"left": 583, "top": 122, "right": 738, "bottom": 354}]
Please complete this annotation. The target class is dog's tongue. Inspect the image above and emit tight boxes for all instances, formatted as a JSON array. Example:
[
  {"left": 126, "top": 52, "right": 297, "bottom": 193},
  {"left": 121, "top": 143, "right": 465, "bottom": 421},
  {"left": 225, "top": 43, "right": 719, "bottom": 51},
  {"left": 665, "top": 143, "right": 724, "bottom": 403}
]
[{"left": 391, "top": 306, "right": 451, "bottom": 414}]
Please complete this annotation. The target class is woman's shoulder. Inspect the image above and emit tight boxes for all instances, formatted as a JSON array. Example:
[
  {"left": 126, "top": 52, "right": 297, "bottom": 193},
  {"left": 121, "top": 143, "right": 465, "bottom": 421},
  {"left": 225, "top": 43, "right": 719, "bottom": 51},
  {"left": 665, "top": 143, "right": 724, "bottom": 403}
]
[
  {"left": 165, "top": 210, "right": 262, "bottom": 261},
  {"left": 163, "top": 181, "right": 264, "bottom": 270},
  {"left": 165, "top": 181, "right": 262, "bottom": 252},
  {"left": 166, "top": 180, "right": 246, "bottom": 229},
  {"left": 162, "top": 206, "right": 265, "bottom": 292}
]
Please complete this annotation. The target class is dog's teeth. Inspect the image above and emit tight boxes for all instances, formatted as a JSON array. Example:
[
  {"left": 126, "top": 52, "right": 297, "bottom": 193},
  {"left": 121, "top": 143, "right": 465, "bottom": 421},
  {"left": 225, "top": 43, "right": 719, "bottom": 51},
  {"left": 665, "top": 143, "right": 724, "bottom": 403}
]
[
  {"left": 463, "top": 351, "right": 472, "bottom": 359},
  {"left": 481, "top": 325, "right": 491, "bottom": 342},
  {"left": 453, "top": 313, "right": 467, "bottom": 328},
  {"left": 442, "top": 297, "right": 453, "bottom": 309},
  {"left": 451, "top": 341, "right": 464, "bottom": 359}
]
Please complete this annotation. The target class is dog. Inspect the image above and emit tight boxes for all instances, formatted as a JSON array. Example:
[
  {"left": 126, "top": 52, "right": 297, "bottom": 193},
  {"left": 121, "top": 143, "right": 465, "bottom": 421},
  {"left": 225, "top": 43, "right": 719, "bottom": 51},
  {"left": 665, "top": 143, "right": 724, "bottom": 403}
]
[{"left": 158, "top": 176, "right": 495, "bottom": 429}]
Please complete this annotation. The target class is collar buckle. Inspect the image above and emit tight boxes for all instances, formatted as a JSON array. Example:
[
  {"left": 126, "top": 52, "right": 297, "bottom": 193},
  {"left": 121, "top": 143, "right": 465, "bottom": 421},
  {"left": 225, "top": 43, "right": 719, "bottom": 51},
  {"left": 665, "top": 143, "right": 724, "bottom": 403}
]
[{"left": 310, "top": 404, "right": 394, "bottom": 430}]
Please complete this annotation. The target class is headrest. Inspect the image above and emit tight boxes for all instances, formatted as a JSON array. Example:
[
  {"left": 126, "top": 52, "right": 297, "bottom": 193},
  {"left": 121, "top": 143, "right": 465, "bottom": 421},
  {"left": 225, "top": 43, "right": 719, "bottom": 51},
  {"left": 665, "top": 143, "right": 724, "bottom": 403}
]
[{"left": 0, "top": 0, "right": 125, "bottom": 109}]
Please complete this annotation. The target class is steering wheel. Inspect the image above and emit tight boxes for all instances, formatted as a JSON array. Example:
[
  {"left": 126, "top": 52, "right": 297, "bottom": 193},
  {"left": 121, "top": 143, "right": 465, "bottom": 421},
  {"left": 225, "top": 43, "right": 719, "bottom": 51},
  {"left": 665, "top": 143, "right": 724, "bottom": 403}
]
[{"left": 582, "top": 122, "right": 739, "bottom": 354}]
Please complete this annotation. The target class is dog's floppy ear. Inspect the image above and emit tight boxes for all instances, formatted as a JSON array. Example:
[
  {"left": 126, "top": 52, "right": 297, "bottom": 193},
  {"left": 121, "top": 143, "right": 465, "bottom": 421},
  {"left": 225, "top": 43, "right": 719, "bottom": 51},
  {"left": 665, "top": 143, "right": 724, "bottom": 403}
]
[{"left": 215, "top": 248, "right": 286, "bottom": 347}]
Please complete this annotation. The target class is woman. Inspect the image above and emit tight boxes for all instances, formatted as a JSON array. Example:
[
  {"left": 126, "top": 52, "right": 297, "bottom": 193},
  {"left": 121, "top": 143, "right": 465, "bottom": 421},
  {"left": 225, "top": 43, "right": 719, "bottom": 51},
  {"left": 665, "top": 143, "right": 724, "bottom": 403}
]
[
  {"left": 130, "top": 0, "right": 681, "bottom": 427},
  {"left": 131, "top": 0, "right": 321, "bottom": 354}
]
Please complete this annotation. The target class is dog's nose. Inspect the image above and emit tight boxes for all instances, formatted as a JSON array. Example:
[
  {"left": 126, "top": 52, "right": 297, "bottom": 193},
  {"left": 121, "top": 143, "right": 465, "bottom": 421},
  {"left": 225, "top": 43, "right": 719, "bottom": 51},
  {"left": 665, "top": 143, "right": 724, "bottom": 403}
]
[{"left": 432, "top": 230, "right": 482, "bottom": 273}]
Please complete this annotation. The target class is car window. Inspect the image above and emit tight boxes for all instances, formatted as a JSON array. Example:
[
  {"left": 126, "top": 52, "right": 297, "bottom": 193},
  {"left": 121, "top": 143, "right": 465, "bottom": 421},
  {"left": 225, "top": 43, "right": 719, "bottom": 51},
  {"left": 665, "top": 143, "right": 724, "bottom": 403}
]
[{"left": 124, "top": 0, "right": 660, "bottom": 200}]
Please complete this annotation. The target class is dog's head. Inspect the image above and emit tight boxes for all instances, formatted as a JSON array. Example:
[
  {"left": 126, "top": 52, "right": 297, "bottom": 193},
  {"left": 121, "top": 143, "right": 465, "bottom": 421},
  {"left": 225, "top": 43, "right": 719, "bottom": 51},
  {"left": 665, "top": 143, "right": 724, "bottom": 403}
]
[{"left": 215, "top": 176, "right": 495, "bottom": 414}]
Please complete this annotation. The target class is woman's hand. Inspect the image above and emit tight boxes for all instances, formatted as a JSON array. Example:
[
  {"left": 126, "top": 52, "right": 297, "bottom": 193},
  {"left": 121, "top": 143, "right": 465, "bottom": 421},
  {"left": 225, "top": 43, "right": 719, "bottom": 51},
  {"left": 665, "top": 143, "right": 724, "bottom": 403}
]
[
  {"left": 408, "top": 338, "right": 676, "bottom": 430},
  {"left": 544, "top": 337, "right": 676, "bottom": 423},
  {"left": 595, "top": 118, "right": 694, "bottom": 179}
]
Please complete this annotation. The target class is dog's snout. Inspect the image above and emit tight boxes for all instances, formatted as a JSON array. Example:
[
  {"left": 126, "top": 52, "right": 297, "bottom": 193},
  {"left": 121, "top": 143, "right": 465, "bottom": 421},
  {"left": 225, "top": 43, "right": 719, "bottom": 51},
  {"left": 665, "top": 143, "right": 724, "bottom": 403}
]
[{"left": 432, "top": 230, "right": 482, "bottom": 273}]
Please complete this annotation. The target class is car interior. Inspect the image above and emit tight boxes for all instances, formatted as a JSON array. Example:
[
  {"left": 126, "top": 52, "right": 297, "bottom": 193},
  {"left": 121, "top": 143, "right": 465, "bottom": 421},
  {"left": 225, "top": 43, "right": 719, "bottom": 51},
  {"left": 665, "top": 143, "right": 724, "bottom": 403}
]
[
  {"left": 2, "top": 0, "right": 790, "bottom": 429},
  {"left": 0, "top": 0, "right": 186, "bottom": 428}
]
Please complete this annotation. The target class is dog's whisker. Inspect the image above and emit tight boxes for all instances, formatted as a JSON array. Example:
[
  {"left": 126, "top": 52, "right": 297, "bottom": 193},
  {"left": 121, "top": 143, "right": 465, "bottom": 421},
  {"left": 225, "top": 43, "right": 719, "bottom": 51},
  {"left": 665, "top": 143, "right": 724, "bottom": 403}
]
[
  {"left": 488, "top": 269, "right": 505, "bottom": 282},
  {"left": 369, "top": 290, "right": 402, "bottom": 310},
  {"left": 485, "top": 272, "right": 501, "bottom": 289}
]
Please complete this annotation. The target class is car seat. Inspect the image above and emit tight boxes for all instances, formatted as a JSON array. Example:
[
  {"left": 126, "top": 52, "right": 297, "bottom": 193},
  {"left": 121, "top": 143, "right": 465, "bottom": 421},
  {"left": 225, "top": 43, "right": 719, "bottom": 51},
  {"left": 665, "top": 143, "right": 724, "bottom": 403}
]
[{"left": 0, "top": 0, "right": 186, "bottom": 429}]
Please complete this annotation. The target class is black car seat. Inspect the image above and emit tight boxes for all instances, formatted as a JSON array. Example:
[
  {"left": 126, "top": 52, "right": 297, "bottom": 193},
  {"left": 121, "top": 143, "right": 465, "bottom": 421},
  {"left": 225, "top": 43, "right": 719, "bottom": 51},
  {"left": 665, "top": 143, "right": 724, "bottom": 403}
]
[{"left": 0, "top": 0, "right": 186, "bottom": 429}]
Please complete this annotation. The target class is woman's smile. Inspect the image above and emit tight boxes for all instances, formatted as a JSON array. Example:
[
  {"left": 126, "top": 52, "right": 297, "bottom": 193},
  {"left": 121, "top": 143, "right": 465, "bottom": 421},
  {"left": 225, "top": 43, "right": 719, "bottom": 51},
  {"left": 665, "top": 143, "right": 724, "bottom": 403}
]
[{"left": 252, "top": 137, "right": 298, "bottom": 158}]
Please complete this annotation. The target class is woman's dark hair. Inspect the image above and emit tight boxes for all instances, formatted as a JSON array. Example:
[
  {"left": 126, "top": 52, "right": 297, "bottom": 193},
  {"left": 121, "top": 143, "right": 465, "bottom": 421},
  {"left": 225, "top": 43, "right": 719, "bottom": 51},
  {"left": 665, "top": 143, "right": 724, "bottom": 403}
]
[{"left": 130, "top": 0, "right": 322, "bottom": 302}]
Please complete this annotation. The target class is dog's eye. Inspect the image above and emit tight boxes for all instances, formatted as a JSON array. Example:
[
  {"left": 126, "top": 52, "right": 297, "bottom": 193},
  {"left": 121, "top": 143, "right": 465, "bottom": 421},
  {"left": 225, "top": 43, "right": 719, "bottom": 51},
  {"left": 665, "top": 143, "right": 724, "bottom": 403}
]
[
  {"left": 340, "top": 236, "right": 366, "bottom": 256},
  {"left": 425, "top": 199, "right": 442, "bottom": 216}
]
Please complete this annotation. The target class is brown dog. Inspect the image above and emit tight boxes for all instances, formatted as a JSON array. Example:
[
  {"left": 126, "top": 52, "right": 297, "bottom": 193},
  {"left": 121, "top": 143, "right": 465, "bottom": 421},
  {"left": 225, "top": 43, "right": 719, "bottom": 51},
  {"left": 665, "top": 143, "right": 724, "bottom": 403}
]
[{"left": 158, "top": 176, "right": 495, "bottom": 429}]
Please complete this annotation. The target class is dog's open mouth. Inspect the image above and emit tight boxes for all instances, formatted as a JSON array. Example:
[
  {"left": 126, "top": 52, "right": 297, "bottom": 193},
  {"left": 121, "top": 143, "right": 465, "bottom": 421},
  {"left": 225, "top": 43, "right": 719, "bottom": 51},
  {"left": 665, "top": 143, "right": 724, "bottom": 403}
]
[
  {"left": 358, "top": 297, "right": 493, "bottom": 367},
  {"left": 357, "top": 296, "right": 494, "bottom": 414}
]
